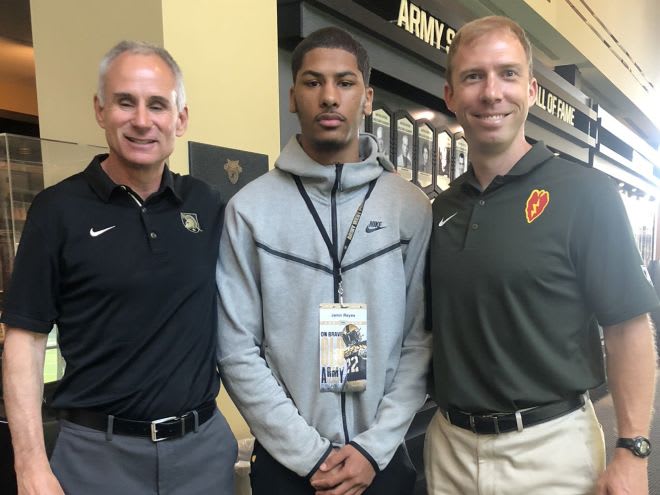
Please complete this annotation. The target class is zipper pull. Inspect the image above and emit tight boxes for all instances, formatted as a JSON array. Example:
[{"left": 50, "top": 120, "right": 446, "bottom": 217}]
[{"left": 335, "top": 163, "right": 344, "bottom": 192}]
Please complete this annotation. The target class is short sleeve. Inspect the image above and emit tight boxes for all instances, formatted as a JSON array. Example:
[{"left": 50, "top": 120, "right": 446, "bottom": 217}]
[
  {"left": 1, "top": 196, "right": 60, "bottom": 333},
  {"left": 571, "top": 174, "right": 659, "bottom": 326}
]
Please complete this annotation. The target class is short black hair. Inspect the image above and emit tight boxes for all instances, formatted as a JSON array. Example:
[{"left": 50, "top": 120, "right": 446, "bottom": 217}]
[{"left": 291, "top": 27, "right": 371, "bottom": 86}]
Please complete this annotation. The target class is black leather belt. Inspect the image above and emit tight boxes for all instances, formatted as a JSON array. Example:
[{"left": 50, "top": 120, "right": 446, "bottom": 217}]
[
  {"left": 58, "top": 401, "right": 216, "bottom": 442},
  {"left": 442, "top": 395, "right": 585, "bottom": 435}
]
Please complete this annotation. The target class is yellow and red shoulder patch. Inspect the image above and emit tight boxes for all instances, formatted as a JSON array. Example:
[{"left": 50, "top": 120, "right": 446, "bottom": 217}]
[{"left": 525, "top": 189, "right": 550, "bottom": 223}]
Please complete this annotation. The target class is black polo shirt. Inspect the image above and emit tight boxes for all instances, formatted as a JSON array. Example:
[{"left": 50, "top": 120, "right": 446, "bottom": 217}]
[
  {"left": 1, "top": 155, "right": 224, "bottom": 420},
  {"left": 429, "top": 142, "right": 658, "bottom": 413}
]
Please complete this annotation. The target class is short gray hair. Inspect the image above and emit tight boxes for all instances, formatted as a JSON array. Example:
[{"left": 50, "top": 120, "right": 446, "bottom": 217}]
[{"left": 97, "top": 40, "right": 186, "bottom": 112}]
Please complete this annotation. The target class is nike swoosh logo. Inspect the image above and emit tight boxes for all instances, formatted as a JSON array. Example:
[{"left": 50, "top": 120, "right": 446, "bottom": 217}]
[
  {"left": 89, "top": 226, "right": 116, "bottom": 237},
  {"left": 438, "top": 212, "right": 457, "bottom": 227},
  {"left": 365, "top": 225, "right": 386, "bottom": 233}
]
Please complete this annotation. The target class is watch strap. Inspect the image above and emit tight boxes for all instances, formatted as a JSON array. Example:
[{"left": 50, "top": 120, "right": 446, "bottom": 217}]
[{"left": 616, "top": 436, "right": 652, "bottom": 458}]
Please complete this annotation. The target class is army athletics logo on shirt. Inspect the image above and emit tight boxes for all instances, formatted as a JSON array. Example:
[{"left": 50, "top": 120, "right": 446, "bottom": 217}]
[
  {"left": 525, "top": 189, "right": 550, "bottom": 223},
  {"left": 180, "top": 212, "right": 202, "bottom": 233}
]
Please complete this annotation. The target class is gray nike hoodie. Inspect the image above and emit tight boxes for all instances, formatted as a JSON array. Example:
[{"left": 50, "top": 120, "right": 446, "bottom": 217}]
[{"left": 217, "top": 134, "right": 432, "bottom": 477}]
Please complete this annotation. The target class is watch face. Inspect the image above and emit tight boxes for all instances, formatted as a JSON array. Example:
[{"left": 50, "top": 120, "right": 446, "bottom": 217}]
[{"left": 635, "top": 438, "right": 651, "bottom": 456}]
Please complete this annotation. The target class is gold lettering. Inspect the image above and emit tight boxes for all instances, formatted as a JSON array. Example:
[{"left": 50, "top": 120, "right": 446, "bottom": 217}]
[
  {"left": 547, "top": 93, "right": 555, "bottom": 115},
  {"left": 435, "top": 20, "right": 445, "bottom": 50},
  {"left": 397, "top": 0, "right": 410, "bottom": 32},
  {"left": 566, "top": 106, "right": 575, "bottom": 126},
  {"left": 445, "top": 28, "right": 456, "bottom": 52},
  {"left": 396, "top": 1, "right": 454, "bottom": 52},
  {"left": 410, "top": 3, "right": 421, "bottom": 37},
  {"left": 420, "top": 11, "right": 435, "bottom": 45},
  {"left": 536, "top": 87, "right": 546, "bottom": 110}
]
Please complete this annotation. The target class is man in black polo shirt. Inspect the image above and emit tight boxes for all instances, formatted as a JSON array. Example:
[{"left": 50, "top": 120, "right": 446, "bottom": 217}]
[
  {"left": 426, "top": 16, "right": 657, "bottom": 495},
  {"left": 1, "top": 41, "right": 236, "bottom": 494}
]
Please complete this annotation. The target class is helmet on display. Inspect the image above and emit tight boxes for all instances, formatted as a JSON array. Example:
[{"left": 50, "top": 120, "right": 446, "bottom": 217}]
[{"left": 342, "top": 324, "right": 363, "bottom": 347}]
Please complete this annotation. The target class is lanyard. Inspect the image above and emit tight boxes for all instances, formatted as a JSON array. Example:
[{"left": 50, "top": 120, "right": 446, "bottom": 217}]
[{"left": 292, "top": 173, "right": 377, "bottom": 305}]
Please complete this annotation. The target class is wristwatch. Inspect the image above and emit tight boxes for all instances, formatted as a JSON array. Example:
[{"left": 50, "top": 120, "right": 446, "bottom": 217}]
[{"left": 616, "top": 436, "right": 652, "bottom": 458}]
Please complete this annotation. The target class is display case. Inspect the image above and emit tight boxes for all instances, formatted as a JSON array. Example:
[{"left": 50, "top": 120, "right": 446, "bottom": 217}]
[
  {"left": 0, "top": 134, "right": 106, "bottom": 306},
  {"left": 0, "top": 133, "right": 106, "bottom": 381}
]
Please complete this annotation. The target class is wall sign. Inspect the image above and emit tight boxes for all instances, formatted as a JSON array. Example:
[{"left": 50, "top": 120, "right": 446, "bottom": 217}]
[
  {"left": 535, "top": 84, "right": 576, "bottom": 127},
  {"left": 395, "top": 0, "right": 456, "bottom": 52}
]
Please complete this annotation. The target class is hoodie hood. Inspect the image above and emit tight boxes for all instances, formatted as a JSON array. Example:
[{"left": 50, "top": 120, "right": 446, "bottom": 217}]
[{"left": 275, "top": 133, "right": 395, "bottom": 195}]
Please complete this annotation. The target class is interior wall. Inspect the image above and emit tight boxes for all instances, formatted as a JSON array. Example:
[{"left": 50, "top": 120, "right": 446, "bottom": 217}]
[
  {"left": 162, "top": 0, "right": 281, "bottom": 176},
  {"left": 30, "top": 0, "right": 164, "bottom": 147},
  {"left": 521, "top": 0, "right": 660, "bottom": 133},
  {"left": 0, "top": 79, "right": 37, "bottom": 115},
  {"left": 0, "top": 36, "right": 37, "bottom": 116}
]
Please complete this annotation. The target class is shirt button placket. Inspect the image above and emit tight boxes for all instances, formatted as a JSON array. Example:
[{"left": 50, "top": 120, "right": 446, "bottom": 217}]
[{"left": 464, "top": 198, "right": 483, "bottom": 249}]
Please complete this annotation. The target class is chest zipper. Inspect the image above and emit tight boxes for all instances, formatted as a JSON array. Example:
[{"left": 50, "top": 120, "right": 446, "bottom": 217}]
[{"left": 331, "top": 164, "right": 351, "bottom": 445}]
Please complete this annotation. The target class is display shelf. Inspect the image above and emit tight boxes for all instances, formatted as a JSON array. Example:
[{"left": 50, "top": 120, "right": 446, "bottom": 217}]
[{"left": 0, "top": 133, "right": 106, "bottom": 355}]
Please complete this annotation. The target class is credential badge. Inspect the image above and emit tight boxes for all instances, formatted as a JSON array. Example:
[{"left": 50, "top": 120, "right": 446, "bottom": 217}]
[
  {"left": 224, "top": 158, "right": 243, "bottom": 185},
  {"left": 180, "top": 212, "right": 202, "bottom": 233}
]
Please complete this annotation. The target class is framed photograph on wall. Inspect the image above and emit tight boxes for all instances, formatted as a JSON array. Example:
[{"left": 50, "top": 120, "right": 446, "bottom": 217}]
[
  {"left": 453, "top": 135, "right": 469, "bottom": 180},
  {"left": 414, "top": 120, "right": 435, "bottom": 194},
  {"left": 368, "top": 105, "right": 393, "bottom": 161},
  {"left": 394, "top": 111, "right": 414, "bottom": 182},
  {"left": 436, "top": 129, "right": 452, "bottom": 193},
  {"left": 189, "top": 142, "right": 269, "bottom": 202}
]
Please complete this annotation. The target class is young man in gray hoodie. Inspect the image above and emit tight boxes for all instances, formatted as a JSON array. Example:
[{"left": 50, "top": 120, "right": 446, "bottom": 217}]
[{"left": 217, "top": 27, "right": 432, "bottom": 495}]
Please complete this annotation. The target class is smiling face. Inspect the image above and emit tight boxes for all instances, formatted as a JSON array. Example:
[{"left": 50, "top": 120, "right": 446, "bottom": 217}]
[
  {"left": 94, "top": 52, "right": 188, "bottom": 173},
  {"left": 444, "top": 29, "right": 536, "bottom": 159},
  {"left": 289, "top": 47, "right": 373, "bottom": 164}
]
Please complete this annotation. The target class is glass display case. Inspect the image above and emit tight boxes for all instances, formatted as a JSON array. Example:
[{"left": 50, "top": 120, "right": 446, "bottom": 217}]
[{"left": 0, "top": 133, "right": 106, "bottom": 381}]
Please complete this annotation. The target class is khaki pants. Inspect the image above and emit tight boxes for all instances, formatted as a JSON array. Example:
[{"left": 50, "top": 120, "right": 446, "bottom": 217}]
[{"left": 424, "top": 399, "right": 605, "bottom": 495}]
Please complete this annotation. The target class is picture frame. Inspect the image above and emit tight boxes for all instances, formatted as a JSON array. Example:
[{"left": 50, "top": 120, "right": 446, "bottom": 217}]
[
  {"left": 414, "top": 120, "right": 435, "bottom": 195},
  {"left": 188, "top": 141, "right": 269, "bottom": 202},
  {"left": 453, "top": 134, "right": 469, "bottom": 180},
  {"left": 436, "top": 129, "right": 453, "bottom": 193},
  {"left": 393, "top": 111, "right": 414, "bottom": 182},
  {"left": 367, "top": 104, "right": 393, "bottom": 162}
]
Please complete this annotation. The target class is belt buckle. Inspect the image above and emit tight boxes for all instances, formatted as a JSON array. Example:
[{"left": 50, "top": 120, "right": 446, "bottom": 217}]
[
  {"left": 471, "top": 414, "right": 500, "bottom": 434},
  {"left": 150, "top": 416, "right": 178, "bottom": 442}
]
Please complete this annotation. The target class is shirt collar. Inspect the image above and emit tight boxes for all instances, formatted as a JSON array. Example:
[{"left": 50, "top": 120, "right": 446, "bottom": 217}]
[
  {"left": 457, "top": 142, "right": 554, "bottom": 194},
  {"left": 84, "top": 154, "right": 182, "bottom": 204}
]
